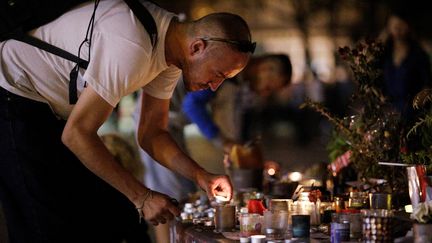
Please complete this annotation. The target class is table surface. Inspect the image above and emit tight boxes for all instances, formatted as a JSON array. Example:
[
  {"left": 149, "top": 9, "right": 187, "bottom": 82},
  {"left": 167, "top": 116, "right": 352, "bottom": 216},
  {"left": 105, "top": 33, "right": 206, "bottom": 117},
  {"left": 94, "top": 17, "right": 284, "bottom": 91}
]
[
  {"left": 172, "top": 221, "right": 237, "bottom": 243},
  {"left": 172, "top": 221, "right": 331, "bottom": 243},
  {"left": 171, "top": 221, "right": 414, "bottom": 243}
]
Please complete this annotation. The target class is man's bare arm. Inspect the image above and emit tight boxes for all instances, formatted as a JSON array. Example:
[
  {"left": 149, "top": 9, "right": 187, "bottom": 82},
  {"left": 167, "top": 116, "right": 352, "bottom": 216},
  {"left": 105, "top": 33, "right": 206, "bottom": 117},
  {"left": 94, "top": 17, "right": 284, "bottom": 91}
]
[
  {"left": 137, "top": 91, "right": 233, "bottom": 200},
  {"left": 61, "top": 86, "right": 179, "bottom": 224}
]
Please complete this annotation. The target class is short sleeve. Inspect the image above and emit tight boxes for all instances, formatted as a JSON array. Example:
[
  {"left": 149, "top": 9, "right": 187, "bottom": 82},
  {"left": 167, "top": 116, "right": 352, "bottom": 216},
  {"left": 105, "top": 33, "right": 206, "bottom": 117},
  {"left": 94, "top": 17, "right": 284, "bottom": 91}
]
[
  {"left": 143, "top": 67, "right": 181, "bottom": 99},
  {"left": 83, "top": 32, "right": 151, "bottom": 107}
]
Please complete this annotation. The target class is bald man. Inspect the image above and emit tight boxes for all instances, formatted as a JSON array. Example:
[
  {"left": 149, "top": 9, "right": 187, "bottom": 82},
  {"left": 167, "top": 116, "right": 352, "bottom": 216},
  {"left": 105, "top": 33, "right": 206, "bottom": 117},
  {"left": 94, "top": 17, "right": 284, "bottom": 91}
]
[{"left": 0, "top": 1, "right": 254, "bottom": 242}]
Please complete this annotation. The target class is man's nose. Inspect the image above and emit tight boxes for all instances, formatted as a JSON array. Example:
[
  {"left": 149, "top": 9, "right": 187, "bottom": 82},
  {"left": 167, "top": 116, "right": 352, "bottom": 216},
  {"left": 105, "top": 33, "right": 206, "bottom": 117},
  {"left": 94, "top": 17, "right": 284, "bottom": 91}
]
[{"left": 208, "top": 79, "right": 225, "bottom": 91}]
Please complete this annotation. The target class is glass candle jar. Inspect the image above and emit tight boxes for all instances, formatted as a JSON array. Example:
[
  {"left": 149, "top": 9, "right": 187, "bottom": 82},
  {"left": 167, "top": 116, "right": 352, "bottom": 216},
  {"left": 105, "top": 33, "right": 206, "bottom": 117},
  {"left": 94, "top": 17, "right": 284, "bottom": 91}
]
[
  {"left": 248, "top": 199, "right": 266, "bottom": 215},
  {"left": 361, "top": 209, "right": 393, "bottom": 242},
  {"left": 214, "top": 204, "right": 236, "bottom": 232},
  {"left": 348, "top": 192, "right": 367, "bottom": 209},
  {"left": 239, "top": 213, "right": 263, "bottom": 237}
]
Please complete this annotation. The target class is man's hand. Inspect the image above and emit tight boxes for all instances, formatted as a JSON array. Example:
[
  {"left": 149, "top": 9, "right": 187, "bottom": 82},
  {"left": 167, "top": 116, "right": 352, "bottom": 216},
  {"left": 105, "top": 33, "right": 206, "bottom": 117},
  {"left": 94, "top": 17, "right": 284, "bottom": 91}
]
[
  {"left": 222, "top": 138, "right": 236, "bottom": 154},
  {"left": 137, "top": 92, "right": 234, "bottom": 203},
  {"left": 196, "top": 170, "right": 233, "bottom": 202},
  {"left": 140, "top": 191, "right": 181, "bottom": 226}
]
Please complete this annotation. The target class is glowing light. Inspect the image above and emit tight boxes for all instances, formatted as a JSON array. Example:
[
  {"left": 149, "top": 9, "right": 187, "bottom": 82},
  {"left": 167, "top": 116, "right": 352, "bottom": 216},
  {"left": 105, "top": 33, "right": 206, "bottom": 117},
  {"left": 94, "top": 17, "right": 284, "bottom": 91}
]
[
  {"left": 268, "top": 168, "right": 276, "bottom": 176},
  {"left": 289, "top": 172, "right": 302, "bottom": 182},
  {"left": 214, "top": 195, "right": 229, "bottom": 202},
  {"left": 405, "top": 204, "right": 413, "bottom": 213}
]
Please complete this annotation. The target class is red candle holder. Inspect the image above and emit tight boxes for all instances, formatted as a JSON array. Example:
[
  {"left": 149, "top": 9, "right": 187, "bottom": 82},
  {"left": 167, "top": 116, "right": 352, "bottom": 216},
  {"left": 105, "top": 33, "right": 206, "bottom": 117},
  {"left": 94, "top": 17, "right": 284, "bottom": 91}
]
[{"left": 247, "top": 199, "right": 266, "bottom": 215}]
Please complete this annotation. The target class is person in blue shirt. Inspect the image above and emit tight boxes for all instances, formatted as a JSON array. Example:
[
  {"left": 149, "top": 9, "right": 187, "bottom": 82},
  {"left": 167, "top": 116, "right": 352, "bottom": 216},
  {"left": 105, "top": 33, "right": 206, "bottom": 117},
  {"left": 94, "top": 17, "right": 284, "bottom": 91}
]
[{"left": 181, "top": 83, "right": 235, "bottom": 152}]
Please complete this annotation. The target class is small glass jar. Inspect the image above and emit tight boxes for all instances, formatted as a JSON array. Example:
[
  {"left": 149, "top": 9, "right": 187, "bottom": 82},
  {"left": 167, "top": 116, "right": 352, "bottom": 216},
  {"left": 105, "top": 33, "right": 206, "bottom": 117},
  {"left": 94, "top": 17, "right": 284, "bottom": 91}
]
[
  {"left": 214, "top": 204, "right": 236, "bottom": 232},
  {"left": 361, "top": 209, "right": 393, "bottom": 242},
  {"left": 239, "top": 213, "right": 263, "bottom": 237},
  {"left": 247, "top": 199, "right": 266, "bottom": 215},
  {"left": 348, "top": 192, "right": 366, "bottom": 209}
]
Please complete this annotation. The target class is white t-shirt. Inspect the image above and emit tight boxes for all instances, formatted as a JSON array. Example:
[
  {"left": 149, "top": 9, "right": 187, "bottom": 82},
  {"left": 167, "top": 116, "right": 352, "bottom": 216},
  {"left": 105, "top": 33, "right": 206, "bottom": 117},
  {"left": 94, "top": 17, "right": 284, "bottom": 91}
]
[{"left": 0, "top": 0, "right": 181, "bottom": 119}]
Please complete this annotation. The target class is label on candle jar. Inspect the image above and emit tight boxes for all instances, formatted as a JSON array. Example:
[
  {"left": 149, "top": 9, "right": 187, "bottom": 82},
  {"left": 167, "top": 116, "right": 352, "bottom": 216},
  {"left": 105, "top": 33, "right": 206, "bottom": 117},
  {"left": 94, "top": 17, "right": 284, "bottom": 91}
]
[
  {"left": 239, "top": 213, "right": 262, "bottom": 237},
  {"left": 330, "top": 222, "right": 350, "bottom": 243},
  {"left": 292, "top": 215, "right": 310, "bottom": 238}
]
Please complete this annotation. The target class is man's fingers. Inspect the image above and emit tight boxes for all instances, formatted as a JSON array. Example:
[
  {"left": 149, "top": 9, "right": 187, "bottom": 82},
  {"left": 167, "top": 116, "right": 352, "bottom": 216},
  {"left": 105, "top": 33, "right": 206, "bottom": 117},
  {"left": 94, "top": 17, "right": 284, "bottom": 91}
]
[
  {"left": 150, "top": 219, "right": 158, "bottom": 226},
  {"left": 167, "top": 203, "right": 181, "bottom": 217},
  {"left": 207, "top": 190, "right": 215, "bottom": 201},
  {"left": 170, "top": 198, "right": 179, "bottom": 206},
  {"left": 163, "top": 209, "right": 175, "bottom": 220},
  {"left": 157, "top": 216, "right": 167, "bottom": 224},
  {"left": 214, "top": 178, "right": 233, "bottom": 200}
]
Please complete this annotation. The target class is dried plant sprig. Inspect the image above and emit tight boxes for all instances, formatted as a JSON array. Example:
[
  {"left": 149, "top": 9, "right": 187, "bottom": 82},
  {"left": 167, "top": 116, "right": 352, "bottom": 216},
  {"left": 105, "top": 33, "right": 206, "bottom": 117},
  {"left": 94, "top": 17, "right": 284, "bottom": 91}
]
[
  {"left": 413, "top": 88, "right": 432, "bottom": 109},
  {"left": 300, "top": 98, "right": 349, "bottom": 134}
]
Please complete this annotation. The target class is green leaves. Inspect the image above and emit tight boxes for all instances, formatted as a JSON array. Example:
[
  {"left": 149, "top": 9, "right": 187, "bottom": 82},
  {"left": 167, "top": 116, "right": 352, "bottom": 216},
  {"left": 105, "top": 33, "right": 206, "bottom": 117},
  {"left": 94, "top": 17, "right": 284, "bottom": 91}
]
[{"left": 404, "top": 88, "right": 432, "bottom": 167}]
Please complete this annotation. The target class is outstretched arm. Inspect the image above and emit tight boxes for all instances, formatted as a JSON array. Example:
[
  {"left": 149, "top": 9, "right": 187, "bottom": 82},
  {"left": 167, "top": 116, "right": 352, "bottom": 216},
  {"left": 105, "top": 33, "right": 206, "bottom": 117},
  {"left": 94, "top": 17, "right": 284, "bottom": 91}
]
[
  {"left": 182, "top": 89, "right": 219, "bottom": 140},
  {"left": 137, "top": 91, "right": 233, "bottom": 200},
  {"left": 183, "top": 89, "right": 235, "bottom": 152},
  {"left": 62, "top": 85, "right": 180, "bottom": 225}
]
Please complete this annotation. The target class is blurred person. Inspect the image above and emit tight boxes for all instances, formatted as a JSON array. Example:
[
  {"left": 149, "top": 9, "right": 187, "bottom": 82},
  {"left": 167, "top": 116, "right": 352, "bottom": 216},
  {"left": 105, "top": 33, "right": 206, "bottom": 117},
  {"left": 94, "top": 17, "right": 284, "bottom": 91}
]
[
  {"left": 302, "top": 66, "right": 326, "bottom": 142},
  {"left": 324, "top": 64, "right": 355, "bottom": 118},
  {"left": 183, "top": 54, "right": 293, "bottom": 146},
  {"left": 0, "top": 0, "right": 254, "bottom": 241},
  {"left": 303, "top": 66, "right": 325, "bottom": 103},
  {"left": 379, "top": 8, "right": 432, "bottom": 171},
  {"left": 181, "top": 78, "right": 239, "bottom": 152},
  {"left": 381, "top": 10, "right": 432, "bottom": 124},
  {"left": 257, "top": 65, "right": 324, "bottom": 146}
]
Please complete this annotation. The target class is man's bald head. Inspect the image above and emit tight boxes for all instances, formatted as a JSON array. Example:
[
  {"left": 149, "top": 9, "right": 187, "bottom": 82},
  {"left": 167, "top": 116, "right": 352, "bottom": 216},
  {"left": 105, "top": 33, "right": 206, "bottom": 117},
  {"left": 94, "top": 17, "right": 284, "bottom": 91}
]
[
  {"left": 192, "top": 12, "right": 251, "bottom": 41},
  {"left": 189, "top": 13, "right": 255, "bottom": 54},
  {"left": 166, "top": 12, "right": 253, "bottom": 92}
]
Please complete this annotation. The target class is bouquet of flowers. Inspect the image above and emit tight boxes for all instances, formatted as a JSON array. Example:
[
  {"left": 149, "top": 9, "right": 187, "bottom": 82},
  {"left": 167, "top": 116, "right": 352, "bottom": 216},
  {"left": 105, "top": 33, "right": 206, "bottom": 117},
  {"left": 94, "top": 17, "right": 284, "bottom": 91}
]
[{"left": 301, "top": 39, "right": 406, "bottom": 193}]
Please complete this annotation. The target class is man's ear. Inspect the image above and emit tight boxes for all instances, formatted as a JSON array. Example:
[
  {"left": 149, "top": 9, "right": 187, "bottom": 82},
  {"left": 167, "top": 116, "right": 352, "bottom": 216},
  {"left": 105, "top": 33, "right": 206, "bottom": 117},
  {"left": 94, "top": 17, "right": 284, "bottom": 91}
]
[{"left": 189, "top": 39, "right": 206, "bottom": 56}]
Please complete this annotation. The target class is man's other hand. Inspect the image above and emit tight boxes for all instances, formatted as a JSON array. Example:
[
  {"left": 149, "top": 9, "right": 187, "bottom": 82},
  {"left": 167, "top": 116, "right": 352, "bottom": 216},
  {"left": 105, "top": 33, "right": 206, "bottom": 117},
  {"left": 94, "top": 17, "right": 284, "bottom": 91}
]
[{"left": 142, "top": 191, "right": 181, "bottom": 226}]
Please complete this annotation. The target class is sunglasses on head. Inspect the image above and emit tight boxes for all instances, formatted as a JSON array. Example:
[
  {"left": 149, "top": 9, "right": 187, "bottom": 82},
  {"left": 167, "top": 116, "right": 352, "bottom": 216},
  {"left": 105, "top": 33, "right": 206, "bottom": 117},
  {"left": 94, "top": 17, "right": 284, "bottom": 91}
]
[{"left": 200, "top": 37, "right": 256, "bottom": 54}]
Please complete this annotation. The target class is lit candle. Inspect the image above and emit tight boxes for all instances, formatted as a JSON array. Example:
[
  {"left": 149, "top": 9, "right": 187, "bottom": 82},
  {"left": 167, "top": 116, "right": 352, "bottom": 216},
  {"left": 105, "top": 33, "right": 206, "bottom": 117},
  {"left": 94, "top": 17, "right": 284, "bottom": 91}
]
[{"left": 214, "top": 195, "right": 230, "bottom": 202}]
